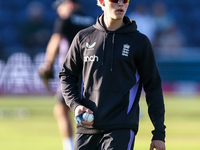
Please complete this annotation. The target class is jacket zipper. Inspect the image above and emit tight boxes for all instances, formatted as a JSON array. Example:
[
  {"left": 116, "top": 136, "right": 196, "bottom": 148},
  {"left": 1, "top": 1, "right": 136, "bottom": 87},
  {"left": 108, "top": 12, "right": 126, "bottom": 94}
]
[
  {"left": 101, "top": 32, "right": 115, "bottom": 72},
  {"left": 110, "top": 33, "right": 115, "bottom": 71},
  {"left": 101, "top": 32, "right": 106, "bottom": 65}
]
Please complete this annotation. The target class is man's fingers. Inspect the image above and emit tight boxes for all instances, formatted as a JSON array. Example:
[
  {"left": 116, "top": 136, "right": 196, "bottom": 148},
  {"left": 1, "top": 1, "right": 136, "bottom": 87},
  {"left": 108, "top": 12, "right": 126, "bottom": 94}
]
[
  {"left": 75, "top": 105, "right": 93, "bottom": 117},
  {"left": 81, "top": 106, "right": 93, "bottom": 114},
  {"left": 81, "top": 120, "right": 94, "bottom": 126},
  {"left": 150, "top": 140, "right": 165, "bottom": 150},
  {"left": 150, "top": 144, "right": 154, "bottom": 150},
  {"left": 85, "top": 109, "right": 93, "bottom": 114}
]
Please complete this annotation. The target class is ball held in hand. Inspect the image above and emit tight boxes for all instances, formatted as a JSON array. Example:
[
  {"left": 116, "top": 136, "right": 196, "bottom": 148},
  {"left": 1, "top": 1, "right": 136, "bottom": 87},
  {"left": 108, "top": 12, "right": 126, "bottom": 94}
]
[{"left": 83, "top": 112, "right": 94, "bottom": 122}]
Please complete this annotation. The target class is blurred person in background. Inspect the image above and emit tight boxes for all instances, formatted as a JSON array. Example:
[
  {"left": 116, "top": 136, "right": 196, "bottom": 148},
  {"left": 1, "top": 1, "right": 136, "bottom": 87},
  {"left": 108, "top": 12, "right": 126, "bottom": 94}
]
[
  {"left": 19, "top": 1, "right": 50, "bottom": 49},
  {"left": 38, "top": 0, "right": 94, "bottom": 150},
  {"left": 151, "top": 1, "right": 185, "bottom": 55},
  {"left": 128, "top": 2, "right": 156, "bottom": 43}
]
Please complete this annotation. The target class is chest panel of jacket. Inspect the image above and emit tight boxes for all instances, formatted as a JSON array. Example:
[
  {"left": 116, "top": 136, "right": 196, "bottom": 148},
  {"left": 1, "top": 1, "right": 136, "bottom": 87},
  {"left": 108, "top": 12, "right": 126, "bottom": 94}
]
[{"left": 80, "top": 31, "right": 140, "bottom": 92}]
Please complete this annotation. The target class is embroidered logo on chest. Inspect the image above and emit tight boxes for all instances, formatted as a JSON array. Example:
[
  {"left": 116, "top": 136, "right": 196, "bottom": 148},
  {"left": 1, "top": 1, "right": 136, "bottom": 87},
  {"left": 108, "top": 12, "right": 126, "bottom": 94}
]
[
  {"left": 122, "top": 44, "right": 130, "bottom": 57},
  {"left": 86, "top": 42, "right": 96, "bottom": 50}
]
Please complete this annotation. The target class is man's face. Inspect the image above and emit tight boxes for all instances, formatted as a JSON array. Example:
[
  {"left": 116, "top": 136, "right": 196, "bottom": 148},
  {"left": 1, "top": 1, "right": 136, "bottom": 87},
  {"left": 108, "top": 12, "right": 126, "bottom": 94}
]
[
  {"left": 103, "top": 0, "right": 129, "bottom": 20},
  {"left": 57, "top": 1, "right": 74, "bottom": 19}
]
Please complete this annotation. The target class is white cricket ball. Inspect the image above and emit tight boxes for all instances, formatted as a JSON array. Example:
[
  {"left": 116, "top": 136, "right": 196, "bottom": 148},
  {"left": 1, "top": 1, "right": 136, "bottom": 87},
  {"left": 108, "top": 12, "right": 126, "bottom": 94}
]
[{"left": 83, "top": 112, "right": 94, "bottom": 122}]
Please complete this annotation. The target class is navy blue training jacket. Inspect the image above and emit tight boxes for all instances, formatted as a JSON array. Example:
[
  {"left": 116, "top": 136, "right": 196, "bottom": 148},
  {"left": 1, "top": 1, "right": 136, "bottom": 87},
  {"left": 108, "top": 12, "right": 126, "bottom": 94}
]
[{"left": 59, "top": 14, "right": 166, "bottom": 141}]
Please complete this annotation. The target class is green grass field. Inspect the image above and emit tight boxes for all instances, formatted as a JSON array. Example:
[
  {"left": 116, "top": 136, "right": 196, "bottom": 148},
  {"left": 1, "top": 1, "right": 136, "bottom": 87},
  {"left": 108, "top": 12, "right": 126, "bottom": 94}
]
[{"left": 0, "top": 94, "right": 200, "bottom": 150}]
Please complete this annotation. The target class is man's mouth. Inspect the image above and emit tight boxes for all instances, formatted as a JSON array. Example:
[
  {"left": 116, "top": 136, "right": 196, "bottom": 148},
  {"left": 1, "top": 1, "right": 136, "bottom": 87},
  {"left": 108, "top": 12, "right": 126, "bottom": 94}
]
[{"left": 116, "top": 9, "right": 124, "bottom": 13}]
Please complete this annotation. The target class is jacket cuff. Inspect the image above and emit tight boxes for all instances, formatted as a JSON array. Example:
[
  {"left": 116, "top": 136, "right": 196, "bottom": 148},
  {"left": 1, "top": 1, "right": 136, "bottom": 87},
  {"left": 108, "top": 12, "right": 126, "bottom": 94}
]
[
  {"left": 151, "top": 130, "right": 166, "bottom": 142},
  {"left": 70, "top": 102, "right": 81, "bottom": 113}
]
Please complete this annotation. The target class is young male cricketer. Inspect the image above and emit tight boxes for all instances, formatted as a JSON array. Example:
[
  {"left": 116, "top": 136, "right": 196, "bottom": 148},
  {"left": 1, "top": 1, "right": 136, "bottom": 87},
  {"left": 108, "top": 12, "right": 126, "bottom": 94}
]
[{"left": 59, "top": 0, "right": 166, "bottom": 150}]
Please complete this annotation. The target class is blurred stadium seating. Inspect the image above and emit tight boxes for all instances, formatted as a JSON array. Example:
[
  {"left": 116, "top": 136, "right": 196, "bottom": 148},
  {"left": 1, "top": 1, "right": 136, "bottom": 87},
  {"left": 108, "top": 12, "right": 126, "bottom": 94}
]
[
  {"left": 0, "top": 0, "right": 200, "bottom": 48},
  {"left": 0, "top": 0, "right": 200, "bottom": 95}
]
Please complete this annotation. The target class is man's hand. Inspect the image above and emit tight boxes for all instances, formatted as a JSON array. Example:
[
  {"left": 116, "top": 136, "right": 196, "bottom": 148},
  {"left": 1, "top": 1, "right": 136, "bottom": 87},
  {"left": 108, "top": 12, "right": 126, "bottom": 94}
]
[
  {"left": 75, "top": 105, "right": 94, "bottom": 126},
  {"left": 38, "top": 62, "right": 54, "bottom": 89},
  {"left": 150, "top": 140, "right": 165, "bottom": 150},
  {"left": 38, "top": 62, "right": 54, "bottom": 79}
]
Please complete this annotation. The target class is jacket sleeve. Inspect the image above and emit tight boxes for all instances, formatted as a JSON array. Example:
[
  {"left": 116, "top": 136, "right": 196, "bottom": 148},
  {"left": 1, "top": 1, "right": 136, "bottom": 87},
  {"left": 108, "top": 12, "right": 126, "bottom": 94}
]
[
  {"left": 137, "top": 36, "right": 166, "bottom": 142},
  {"left": 59, "top": 33, "right": 83, "bottom": 112}
]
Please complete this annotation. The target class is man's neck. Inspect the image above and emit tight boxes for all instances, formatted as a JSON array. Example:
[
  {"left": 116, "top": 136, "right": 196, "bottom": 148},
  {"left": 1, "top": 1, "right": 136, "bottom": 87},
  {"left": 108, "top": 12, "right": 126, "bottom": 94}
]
[{"left": 103, "top": 15, "right": 124, "bottom": 31}]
